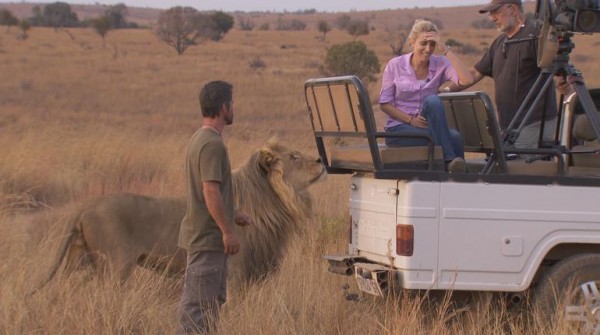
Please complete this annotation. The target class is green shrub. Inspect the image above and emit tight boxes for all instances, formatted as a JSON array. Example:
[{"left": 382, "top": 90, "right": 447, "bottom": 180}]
[
  {"left": 445, "top": 38, "right": 478, "bottom": 55},
  {"left": 322, "top": 41, "right": 380, "bottom": 83},
  {"left": 238, "top": 16, "right": 254, "bottom": 31},
  {"left": 471, "top": 18, "right": 496, "bottom": 29},
  {"left": 346, "top": 19, "right": 370, "bottom": 39},
  {"left": 275, "top": 18, "right": 306, "bottom": 31},
  {"left": 249, "top": 57, "right": 266, "bottom": 70},
  {"left": 258, "top": 22, "right": 270, "bottom": 31}
]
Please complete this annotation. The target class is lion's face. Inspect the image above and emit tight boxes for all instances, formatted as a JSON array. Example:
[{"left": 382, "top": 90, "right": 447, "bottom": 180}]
[{"left": 261, "top": 142, "right": 326, "bottom": 192}]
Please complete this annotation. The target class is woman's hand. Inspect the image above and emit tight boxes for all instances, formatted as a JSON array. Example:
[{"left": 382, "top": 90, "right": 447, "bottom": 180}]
[
  {"left": 410, "top": 115, "right": 428, "bottom": 128},
  {"left": 423, "top": 31, "right": 444, "bottom": 54}
]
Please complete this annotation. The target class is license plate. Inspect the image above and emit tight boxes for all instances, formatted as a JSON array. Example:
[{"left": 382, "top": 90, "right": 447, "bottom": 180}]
[{"left": 354, "top": 272, "right": 383, "bottom": 296}]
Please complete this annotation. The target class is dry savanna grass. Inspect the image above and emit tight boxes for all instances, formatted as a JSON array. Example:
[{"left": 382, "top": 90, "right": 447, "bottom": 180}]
[{"left": 1, "top": 8, "right": 599, "bottom": 334}]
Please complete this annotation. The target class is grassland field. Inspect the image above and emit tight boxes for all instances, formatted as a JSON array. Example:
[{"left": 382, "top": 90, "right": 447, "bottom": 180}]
[{"left": 1, "top": 5, "right": 599, "bottom": 333}]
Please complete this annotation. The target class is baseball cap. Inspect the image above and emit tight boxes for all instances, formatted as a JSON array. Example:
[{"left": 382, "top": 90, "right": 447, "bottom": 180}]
[{"left": 478, "top": 0, "right": 522, "bottom": 14}]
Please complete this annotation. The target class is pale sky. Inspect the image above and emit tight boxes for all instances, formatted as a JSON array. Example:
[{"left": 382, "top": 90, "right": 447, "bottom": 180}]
[{"left": 16, "top": 0, "right": 491, "bottom": 12}]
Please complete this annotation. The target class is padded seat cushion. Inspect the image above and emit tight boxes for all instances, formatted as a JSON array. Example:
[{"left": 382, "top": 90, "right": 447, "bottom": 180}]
[
  {"left": 573, "top": 114, "right": 599, "bottom": 141},
  {"left": 506, "top": 160, "right": 559, "bottom": 176},
  {"left": 568, "top": 166, "right": 600, "bottom": 177},
  {"left": 571, "top": 144, "right": 600, "bottom": 168},
  {"left": 570, "top": 114, "right": 600, "bottom": 168},
  {"left": 330, "top": 144, "right": 443, "bottom": 171}
]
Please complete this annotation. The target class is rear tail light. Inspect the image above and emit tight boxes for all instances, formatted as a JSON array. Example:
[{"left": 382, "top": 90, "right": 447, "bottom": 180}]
[{"left": 396, "top": 224, "right": 414, "bottom": 256}]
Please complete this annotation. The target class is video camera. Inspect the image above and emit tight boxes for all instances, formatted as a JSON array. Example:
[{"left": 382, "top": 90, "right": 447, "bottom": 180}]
[
  {"left": 509, "top": 0, "right": 600, "bottom": 154},
  {"left": 536, "top": 0, "right": 600, "bottom": 68},
  {"left": 537, "top": 0, "right": 600, "bottom": 33}
]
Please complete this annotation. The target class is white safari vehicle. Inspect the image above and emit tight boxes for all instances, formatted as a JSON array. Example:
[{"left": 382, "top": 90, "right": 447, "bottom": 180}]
[{"left": 305, "top": 75, "right": 600, "bottom": 331}]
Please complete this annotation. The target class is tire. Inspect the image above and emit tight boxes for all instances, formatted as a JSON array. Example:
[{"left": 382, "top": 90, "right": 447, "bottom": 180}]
[{"left": 534, "top": 253, "right": 600, "bottom": 333}]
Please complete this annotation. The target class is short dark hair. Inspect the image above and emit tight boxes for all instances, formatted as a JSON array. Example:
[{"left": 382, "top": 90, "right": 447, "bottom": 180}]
[{"left": 199, "top": 81, "right": 233, "bottom": 118}]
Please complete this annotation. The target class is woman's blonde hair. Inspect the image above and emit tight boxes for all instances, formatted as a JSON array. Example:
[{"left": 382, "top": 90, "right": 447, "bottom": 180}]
[{"left": 408, "top": 19, "right": 438, "bottom": 45}]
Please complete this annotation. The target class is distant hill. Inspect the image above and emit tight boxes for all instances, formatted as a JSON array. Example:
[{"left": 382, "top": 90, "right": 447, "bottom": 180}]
[{"left": 0, "top": 1, "right": 537, "bottom": 30}]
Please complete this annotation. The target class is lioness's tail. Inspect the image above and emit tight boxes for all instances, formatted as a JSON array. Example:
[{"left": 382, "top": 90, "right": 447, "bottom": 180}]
[{"left": 27, "top": 212, "right": 79, "bottom": 296}]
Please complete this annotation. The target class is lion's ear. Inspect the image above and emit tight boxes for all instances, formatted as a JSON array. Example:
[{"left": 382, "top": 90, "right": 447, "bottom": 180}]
[
  {"left": 265, "top": 136, "right": 280, "bottom": 150},
  {"left": 258, "top": 148, "right": 277, "bottom": 170}
]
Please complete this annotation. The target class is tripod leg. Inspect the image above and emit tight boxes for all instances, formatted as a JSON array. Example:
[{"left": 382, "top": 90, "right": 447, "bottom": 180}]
[
  {"left": 504, "top": 71, "right": 553, "bottom": 146},
  {"left": 572, "top": 81, "right": 600, "bottom": 140},
  {"left": 514, "top": 75, "right": 555, "bottom": 136}
]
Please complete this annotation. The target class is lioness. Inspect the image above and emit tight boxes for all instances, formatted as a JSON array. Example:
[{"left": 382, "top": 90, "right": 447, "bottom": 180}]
[{"left": 39, "top": 139, "right": 325, "bottom": 288}]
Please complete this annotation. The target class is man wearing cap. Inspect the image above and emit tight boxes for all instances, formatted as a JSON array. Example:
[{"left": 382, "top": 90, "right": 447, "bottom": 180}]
[{"left": 454, "top": 0, "right": 558, "bottom": 150}]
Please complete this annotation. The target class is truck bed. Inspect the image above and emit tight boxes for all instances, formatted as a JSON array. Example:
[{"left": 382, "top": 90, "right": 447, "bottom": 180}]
[{"left": 304, "top": 75, "right": 600, "bottom": 185}]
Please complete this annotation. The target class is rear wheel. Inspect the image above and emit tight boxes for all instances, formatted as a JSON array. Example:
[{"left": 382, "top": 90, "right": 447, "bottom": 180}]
[{"left": 534, "top": 253, "right": 600, "bottom": 334}]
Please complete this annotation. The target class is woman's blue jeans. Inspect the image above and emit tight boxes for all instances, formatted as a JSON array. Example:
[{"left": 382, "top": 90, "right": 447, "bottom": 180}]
[{"left": 385, "top": 95, "right": 464, "bottom": 161}]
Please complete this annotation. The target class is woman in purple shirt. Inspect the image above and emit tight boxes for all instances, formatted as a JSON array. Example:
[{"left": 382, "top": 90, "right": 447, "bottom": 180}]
[{"left": 379, "top": 20, "right": 473, "bottom": 173}]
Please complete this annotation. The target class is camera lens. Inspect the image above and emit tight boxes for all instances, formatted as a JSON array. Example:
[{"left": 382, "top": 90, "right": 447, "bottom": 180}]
[{"left": 576, "top": 10, "right": 600, "bottom": 32}]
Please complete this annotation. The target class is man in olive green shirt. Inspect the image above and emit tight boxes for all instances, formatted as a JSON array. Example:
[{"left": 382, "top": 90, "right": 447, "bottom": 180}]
[{"left": 177, "top": 80, "right": 251, "bottom": 335}]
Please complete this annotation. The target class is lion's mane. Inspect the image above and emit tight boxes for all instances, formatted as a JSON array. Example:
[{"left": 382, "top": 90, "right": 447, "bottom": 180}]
[{"left": 231, "top": 143, "right": 315, "bottom": 283}]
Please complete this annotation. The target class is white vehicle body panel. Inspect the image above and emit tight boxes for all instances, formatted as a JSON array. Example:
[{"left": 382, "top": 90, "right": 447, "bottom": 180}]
[{"left": 350, "top": 176, "right": 600, "bottom": 291}]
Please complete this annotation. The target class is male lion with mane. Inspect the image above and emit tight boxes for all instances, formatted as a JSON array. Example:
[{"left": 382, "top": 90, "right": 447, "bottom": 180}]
[{"left": 39, "top": 139, "right": 325, "bottom": 289}]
